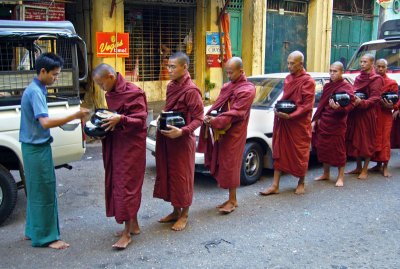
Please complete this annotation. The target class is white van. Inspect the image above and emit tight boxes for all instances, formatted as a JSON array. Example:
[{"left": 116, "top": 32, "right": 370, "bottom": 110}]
[{"left": 0, "top": 20, "right": 88, "bottom": 225}]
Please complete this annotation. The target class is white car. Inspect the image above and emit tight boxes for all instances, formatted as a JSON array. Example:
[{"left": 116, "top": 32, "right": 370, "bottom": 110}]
[{"left": 146, "top": 72, "right": 354, "bottom": 185}]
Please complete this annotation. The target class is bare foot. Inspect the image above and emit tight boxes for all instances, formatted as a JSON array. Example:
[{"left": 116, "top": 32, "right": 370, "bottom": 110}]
[
  {"left": 259, "top": 186, "right": 279, "bottom": 196},
  {"left": 48, "top": 240, "right": 70, "bottom": 250},
  {"left": 216, "top": 200, "right": 238, "bottom": 209},
  {"left": 171, "top": 216, "right": 188, "bottom": 231},
  {"left": 23, "top": 236, "right": 31, "bottom": 240},
  {"left": 294, "top": 183, "right": 305, "bottom": 195},
  {"left": 383, "top": 167, "right": 391, "bottom": 177},
  {"left": 112, "top": 234, "right": 132, "bottom": 250},
  {"left": 218, "top": 201, "right": 236, "bottom": 214},
  {"left": 335, "top": 178, "right": 344, "bottom": 187},
  {"left": 114, "top": 229, "right": 140, "bottom": 237},
  {"left": 346, "top": 169, "right": 361, "bottom": 175},
  {"left": 158, "top": 212, "right": 180, "bottom": 223},
  {"left": 314, "top": 174, "right": 330, "bottom": 181},
  {"left": 357, "top": 171, "right": 368, "bottom": 179}
]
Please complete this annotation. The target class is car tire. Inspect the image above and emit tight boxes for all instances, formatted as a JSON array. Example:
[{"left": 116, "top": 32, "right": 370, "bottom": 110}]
[
  {"left": 0, "top": 164, "right": 17, "bottom": 225},
  {"left": 240, "top": 142, "right": 263, "bottom": 186}
]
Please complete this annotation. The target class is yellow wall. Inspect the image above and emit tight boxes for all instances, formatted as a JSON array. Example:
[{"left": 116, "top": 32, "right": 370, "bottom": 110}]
[{"left": 306, "top": 0, "right": 333, "bottom": 72}]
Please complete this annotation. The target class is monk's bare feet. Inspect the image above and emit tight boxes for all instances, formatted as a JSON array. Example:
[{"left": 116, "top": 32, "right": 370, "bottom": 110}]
[
  {"left": 368, "top": 165, "right": 382, "bottom": 172},
  {"left": 115, "top": 220, "right": 141, "bottom": 237},
  {"left": 294, "top": 183, "right": 305, "bottom": 195},
  {"left": 171, "top": 216, "right": 188, "bottom": 231},
  {"left": 48, "top": 240, "right": 70, "bottom": 250},
  {"left": 112, "top": 233, "right": 131, "bottom": 250},
  {"left": 259, "top": 186, "right": 279, "bottom": 196},
  {"left": 346, "top": 168, "right": 361, "bottom": 175},
  {"left": 383, "top": 166, "right": 391, "bottom": 177},
  {"left": 357, "top": 171, "right": 368, "bottom": 180},
  {"left": 159, "top": 211, "right": 180, "bottom": 223},
  {"left": 314, "top": 174, "right": 330, "bottom": 181},
  {"left": 218, "top": 201, "right": 237, "bottom": 214},
  {"left": 216, "top": 200, "right": 238, "bottom": 209},
  {"left": 335, "top": 178, "right": 344, "bottom": 187}
]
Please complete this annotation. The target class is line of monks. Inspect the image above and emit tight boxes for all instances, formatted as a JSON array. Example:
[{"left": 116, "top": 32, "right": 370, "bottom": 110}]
[{"left": 91, "top": 50, "right": 397, "bottom": 250}]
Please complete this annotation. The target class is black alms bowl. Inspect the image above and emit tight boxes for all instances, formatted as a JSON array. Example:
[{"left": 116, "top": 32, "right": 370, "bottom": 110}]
[
  {"left": 84, "top": 121, "right": 108, "bottom": 138},
  {"left": 331, "top": 92, "right": 350, "bottom": 107},
  {"left": 354, "top": 91, "right": 368, "bottom": 100},
  {"left": 157, "top": 111, "right": 186, "bottom": 131},
  {"left": 382, "top": 92, "right": 399, "bottom": 104},
  {"left": 90, "top": 108, "right": 117, "bottom": 126},
  {"left": 275, "top": 100, "right": 297, "bottom": 114}
]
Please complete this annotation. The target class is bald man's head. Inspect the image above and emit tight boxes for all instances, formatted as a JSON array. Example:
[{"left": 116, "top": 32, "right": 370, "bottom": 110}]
[
  {"left": 287, "top": 51, "right": 304, "bottom": 75},
  {"left": 376, "top": 58, "right": 388, "bottom": 76},
  {"left": 92, "top": 63, "right": 117, "bottom": 92},
  {"left": 331, "top": 61, "right": 344, "bottom": 72},
  {"left": 329, "top": 61, "right": 344, "bottom": 82},
  {"left": 225, "top": 56, "right": 244, "bottom": 82},
  {"left": 360, "top": 54, "right": 375, "bottom": 73}
]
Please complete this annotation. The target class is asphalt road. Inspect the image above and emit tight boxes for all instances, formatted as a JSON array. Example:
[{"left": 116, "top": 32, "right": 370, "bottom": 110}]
[{"left": 1, "top": 142, "right": 399, "bottom": 269}]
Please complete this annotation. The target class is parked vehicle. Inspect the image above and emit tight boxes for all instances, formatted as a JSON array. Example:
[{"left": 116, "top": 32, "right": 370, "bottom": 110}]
[
  {"left": 345, "top": 19, "right": 400, "bottom": 85},
  {"left": 146, "top": 73, "right": 354, "bottom": 186},
  {"left": 0, "top": 20, "right": 88, "bottom": 225}
]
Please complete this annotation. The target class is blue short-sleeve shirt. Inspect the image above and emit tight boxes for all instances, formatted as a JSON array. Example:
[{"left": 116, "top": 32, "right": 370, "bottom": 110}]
[{"left": 19, "top": 78, "right": 51, "bottom": 144}]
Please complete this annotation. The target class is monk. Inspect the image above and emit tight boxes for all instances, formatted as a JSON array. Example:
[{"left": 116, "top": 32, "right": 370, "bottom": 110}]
[
  {"left": 153, "top": 52, "right": 204, "bottom": 231},
  {"left": 312, "top": 62, "right": 354, "bottom": 187},
  {"left": 198, "top": 57, "right": 256, "bottom": 214},
  {"left": 369, "top": 59, "right": 398, "bottom": 177},
  {"left": 20, "top": 53, "right": 89, "bottom": 249},
  {"left": 260, "top": 51, "right": 315, "bottom": 195},
  {"left": 345, "top": 54, "right": 384, "bottom": 179},
  {"left": 93, "top": 64, "right": 147, "bottom": 250}
]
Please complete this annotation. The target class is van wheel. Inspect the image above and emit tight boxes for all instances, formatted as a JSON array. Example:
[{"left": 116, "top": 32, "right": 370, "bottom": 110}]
[
  {"left": 0, "top": 164, "right": 17, "bottom": 225},
  {"left": 240, "top": 142, "right": 263, "bottom": 186}
]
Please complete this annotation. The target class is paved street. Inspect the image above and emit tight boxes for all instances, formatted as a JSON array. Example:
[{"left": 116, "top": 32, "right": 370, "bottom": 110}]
[{"left": 1, "top": 142, "right": 399, "bottom": 269}]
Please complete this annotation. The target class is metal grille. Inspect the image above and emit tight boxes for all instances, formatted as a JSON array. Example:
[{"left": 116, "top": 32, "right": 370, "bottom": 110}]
[
  {"left": 267, "top": 0, "right": 308, "bottom": 14},
  {"left": 124, "top": 4, "right": 196, "bottom": 82},
  {"left": 227, "top": 0, "right": 243, "bottom": 10},
  {"left": 0, "top": 38, "right": 77, "bottom": 103},
  {"left": 333, "top": 0, "right": 374, "bottom": 16}
]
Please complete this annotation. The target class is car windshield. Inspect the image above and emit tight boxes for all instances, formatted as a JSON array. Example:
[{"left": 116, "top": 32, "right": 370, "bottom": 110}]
[
  {"left": 347, "top": 41, "right": 400, "bottom": 71},
  {"left": 248, "top": 77, "right": 284, "bottom": 108}
]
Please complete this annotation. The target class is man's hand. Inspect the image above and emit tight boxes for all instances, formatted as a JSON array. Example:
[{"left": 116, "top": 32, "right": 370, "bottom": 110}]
[
  {"left": 311, "top": 121, "right": 316, "bottom": 133},
  {"left": 381, "top": 98, "right": 394, "bottom": 109},
  {"left": 329, "top": 98, "right": 340, "bottom": 110},
  {"left": 160, "top": 125, "right": 183, "bottom": 139},
  {"left": 204, "top": 115, "right": 215, "bottom": 126},
  {"left": 354, "top": 95, "right": 362, "bottom": 107},
  {"left": 274, "top": 109, "right": 290, "bottom": 119},
  {"left": 101, "top": 114, "right": 122, "bottom": 131},
  {"left": 393, "top": 110, "right": 400, "bottom": 119}
]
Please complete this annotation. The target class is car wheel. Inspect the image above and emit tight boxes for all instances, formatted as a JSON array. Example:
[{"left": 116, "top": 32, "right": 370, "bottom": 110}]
[
  {"left": 240, "top": 142, "right": 263, "bottom": 186},
  {"left": 0, "top": 164, "right": 17, "bottom": 225}
]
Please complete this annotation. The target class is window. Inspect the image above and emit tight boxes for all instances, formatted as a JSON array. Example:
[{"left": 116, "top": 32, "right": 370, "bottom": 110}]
[
  {"left": 333, "top": 0, "right": 374, "bottom": 16},
  {"left": 124, "top": 4, "right": 196, "bottom": 82}
]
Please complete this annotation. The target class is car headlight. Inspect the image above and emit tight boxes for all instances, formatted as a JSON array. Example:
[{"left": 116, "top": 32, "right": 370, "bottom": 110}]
[{"left": 147, "top": 125, "right": 157, "bottom": 141}]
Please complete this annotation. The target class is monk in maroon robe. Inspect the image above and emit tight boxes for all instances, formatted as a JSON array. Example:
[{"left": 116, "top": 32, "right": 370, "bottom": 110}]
[
  {"left": 370, "top": 59, "right": 398, "bottom": 177},
  {"left": 198, "top": 57, "right": 256, "bottom": 214},
  {"left": 391, "top": 100, "right": 400, "bottom": 149},
  {"left": 345, "top": 54, "right": 384, "bottom": 179},
  {"left": 154, "top": 52, "right": 203, "bottom": 231},
  {"left": 260, "top": 51, "right": 315, "bottom": 195},
  {"left": 312, "top": 62, "right": 354, "bottom": 187},
  {"left": 93, "top": 64, "right": 147, "bottom": 249}
]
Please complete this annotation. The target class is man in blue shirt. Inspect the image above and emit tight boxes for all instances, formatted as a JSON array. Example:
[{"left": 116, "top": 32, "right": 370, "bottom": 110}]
[{"left": 19, "top": 53, "right": 88, "bottom": 250}]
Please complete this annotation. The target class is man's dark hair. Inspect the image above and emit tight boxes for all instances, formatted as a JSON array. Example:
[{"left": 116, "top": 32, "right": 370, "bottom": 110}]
[
  {"left": 35, "top": 53, "right": 64, "bottom": 75},
  {"left": 170, "top": 52, "right": 190, "bottom": 68}
]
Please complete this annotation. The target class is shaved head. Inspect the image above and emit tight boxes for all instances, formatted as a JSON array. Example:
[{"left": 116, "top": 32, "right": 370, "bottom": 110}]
[
  {"left": 362, "top": 54, "right": 375, "bottom": 63},
  {"left": 227, "top": 57, "right": 243, "bottom": 70},
  {"left": 170, "top": 52, "right": 190, "bottom": 68},
  {"left": 287, "top": 50, "right": 304, "bottom": 75},
  {"left": 375, "top": 58, "right": 389, "bottom": 76},
  {"left": 288, "top": 51, "right": 304, "bottom": 64},
  {"left": 331, "top": 61, "right": 344, "bottom": 72},
  {"left": 92, "top": 63, "right": 117, "bottom": 78},
  {"left": 360, "top": 54, "right": 375, "bottom": 73},
  {"left": 376, "top": 58, "right": 388, "bottom": 66}
]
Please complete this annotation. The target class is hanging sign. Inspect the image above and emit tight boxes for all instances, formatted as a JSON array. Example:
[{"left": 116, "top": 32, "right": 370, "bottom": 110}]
[
  {"left": 206, "top": 31, "right": 226, "bottom": 67},
  {"left": 96, "top": 32, "right": 129, "bottom": 58}
]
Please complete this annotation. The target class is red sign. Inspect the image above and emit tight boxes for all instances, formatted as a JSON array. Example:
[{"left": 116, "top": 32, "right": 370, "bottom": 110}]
[
  {"left": 96, "top": 32, "right": 129, "bottom": 58},
  {"left": 24, "top": 3, "right": 65, "bottom": 21}
]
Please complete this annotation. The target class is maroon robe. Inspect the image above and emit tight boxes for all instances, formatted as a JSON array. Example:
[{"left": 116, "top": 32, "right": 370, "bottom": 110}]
[
  {"left": 372, "top": 74, "right": 398, "bottom": 163},
  {"left": 346, "top": 69, "right": 384, "bottom": 158},
  {"left": 312, "top": 79, "right": 354, "bottom": 167},
  {"left": 102, "top": 73, "right": 148, "bottom": 224},
  {"left": 153, "top": 72, "right": 203, "bottom": 208},
  {"left": 198, "top": 74, "right": 255, "bottom": 189},
  {"left": 391, "top": 98, "right": 400, "bottom": 148},
  {"left": 273, "top": 70, "right": 315, "bottom": 177}
]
